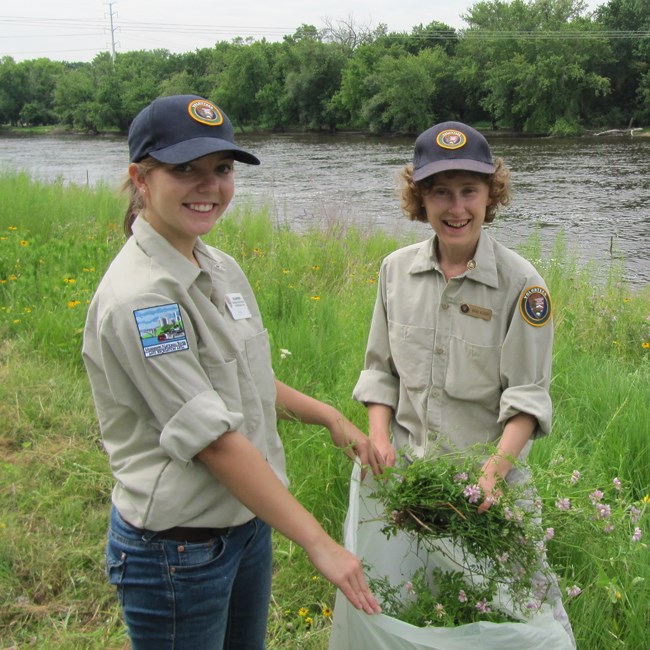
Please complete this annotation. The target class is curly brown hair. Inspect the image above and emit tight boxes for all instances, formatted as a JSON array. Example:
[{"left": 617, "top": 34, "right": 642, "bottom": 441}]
[
  {"left": 121, "top": 157, "right": 165, "bottom": 237},
  {"left": 399, "top": 157, "right": 511, "bottom": 224}
]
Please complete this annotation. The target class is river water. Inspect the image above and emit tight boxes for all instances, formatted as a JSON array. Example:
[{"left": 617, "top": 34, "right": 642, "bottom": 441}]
[{"left": 1, "top": 132, "right": 648, "bottom": 287}]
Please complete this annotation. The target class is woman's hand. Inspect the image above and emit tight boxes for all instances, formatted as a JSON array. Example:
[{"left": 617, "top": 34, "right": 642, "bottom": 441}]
[
  {"left": 327, "top": 414, "right": 385, "bottom": 478},
  {"left": 305, "top": 535, "right": 382, "bottom": 615}
]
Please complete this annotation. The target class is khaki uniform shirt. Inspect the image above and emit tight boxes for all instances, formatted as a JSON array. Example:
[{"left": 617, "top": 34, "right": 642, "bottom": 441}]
[
  {"left": 353, "top": 232, "right": 553, "bottom": 459},
  {"left": 83, "top": 217, "right": 287, "bottom": 530}
]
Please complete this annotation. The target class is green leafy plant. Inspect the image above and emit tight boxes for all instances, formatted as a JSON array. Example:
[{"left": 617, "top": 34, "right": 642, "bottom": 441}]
[{"left": 367, "top": 448, "right": 647, "bottom": 628}]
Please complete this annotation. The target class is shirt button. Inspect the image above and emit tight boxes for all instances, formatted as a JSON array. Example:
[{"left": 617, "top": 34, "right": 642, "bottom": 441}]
[
  {"left": 435, "top": 347, "right": 444, "bottom": 355},
  {"left": 431, "top": 389, "right": 439, "bottom": 398},
  {"left": 178, "top": 545, "right": 185, "bottom": 553},
  {"left": 441, "top": 303, "right": 449, "bottom": 310}
]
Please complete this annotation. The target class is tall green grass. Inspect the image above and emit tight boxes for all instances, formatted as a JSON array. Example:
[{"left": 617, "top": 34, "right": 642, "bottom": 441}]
[{"left": 1, "top": 171, "right": 648, "bottom": 649}]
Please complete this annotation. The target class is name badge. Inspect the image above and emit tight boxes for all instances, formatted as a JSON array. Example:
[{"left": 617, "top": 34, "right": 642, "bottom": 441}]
[
  {"left": 225, "top": 292, "right": 252, "bottom": 320},
  {"left": 460, "top": 303, "right": 492, "bottom": 321}
]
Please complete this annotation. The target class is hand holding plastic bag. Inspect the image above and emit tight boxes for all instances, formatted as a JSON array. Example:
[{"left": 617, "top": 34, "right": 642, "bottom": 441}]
[{"left": 329, "top": 463, "right": 575, "bottom": 650}]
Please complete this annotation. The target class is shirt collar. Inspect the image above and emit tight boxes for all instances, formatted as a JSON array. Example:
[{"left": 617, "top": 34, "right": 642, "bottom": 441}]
[
  {"left": 408, "top": 232, "right": 499, "bottom": 288},
  {"left": 131, "top": 216, "right": 204, "bottom": 290}
]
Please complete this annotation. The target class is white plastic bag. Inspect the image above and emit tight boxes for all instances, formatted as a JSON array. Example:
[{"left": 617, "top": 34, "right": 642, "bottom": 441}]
[{"left": 328, "top": 463, "right": 575, "bottom": 650}]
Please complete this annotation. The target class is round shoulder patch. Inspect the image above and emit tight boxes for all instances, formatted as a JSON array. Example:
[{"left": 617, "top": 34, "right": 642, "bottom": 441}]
[
  {"left": 519, "top": 286, "right": 552, "bottom": 327},
  {"left": 187, "top": 99, "right": 224, "bottom": 126},
  {"left": 436, "top": 129, "right": 467, "bottom": 150}
]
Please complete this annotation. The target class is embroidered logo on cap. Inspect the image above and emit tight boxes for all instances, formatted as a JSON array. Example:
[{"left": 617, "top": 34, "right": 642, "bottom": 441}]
[
  {"left": 436, "top": 129, "right": 467, "bottom": 150},
  {"left": 188, "top": 99, "right": 224, "bottom": 126},
  {"left": 519, "top": 286, "right": 552, "bottom": 327},
  {"left": 134, "top": 303, "right": 189, "bottom": 358}
]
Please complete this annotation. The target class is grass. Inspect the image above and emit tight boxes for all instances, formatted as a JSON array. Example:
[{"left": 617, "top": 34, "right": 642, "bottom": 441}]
[{"left": 1, "top": 171, "right": 649, "bottom": 649}]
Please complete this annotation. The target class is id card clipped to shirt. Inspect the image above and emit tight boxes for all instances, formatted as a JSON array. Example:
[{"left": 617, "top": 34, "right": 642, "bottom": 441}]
[{"left": 225, "top": 292, "right": 252, "bottom": 320}]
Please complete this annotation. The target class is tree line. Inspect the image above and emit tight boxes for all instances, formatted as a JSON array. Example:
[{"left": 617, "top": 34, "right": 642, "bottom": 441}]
[{"left": 1, "top": 0, "right": 648, "bottom": 136}]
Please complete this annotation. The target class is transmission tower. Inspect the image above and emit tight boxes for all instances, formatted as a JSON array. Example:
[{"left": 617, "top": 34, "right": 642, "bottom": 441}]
[{"left": 105, "top": 2, "right": 119, "bottom": 61}]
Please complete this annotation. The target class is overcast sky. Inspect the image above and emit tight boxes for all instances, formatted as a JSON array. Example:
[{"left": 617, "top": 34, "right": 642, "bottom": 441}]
[{"left": 1, "top": 0, "right": 605, "bottom": 63}]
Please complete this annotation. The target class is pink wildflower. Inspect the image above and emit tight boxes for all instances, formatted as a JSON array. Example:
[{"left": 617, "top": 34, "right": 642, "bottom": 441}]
[
  {"left": 595, "top": 503, "right": 612, "bottom": 519},
  {"left": 458, "top": 590, "right": 468, "bottom": 603},
  {"left": 556, "top": 498, "right": 571, "bottom": 511},
  {"left": 570, "top": 470, "right": 581, "bottom": 484},
  {"left": 632, "top": 527, "right": 642, "bottom": 542},
  {"left": 589, "top": 489, "right": 604, "bottom": 504},
  {"left": 545, "top": 527, "right": 555, "bottom": 541},
  {"left": 566, "top": 585, "right": 582, "bottom": 598},
  {"left": 475, "top": 599, "right": 491, "bottom": 613},
  {"left": 613, "top": 477, "right": 622, "bottom": 491},
  {"left": 629, "top": 506, "right": 641, "bottom": 524},
  {"left": 603, "top": 523, "right": 615, "bottom": 534},
  {"left": 464, "top": 484, "right": 482, "bottom": 504},
  {"left": 453, "top": 472, "right": 469, "bottom": 483}
]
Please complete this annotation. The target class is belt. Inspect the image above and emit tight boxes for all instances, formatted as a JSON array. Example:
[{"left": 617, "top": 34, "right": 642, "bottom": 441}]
[
  {"left": 118, "top": 511, "right": 229, "bottom": 543},
  {"left": 155, "top": 526, "right": 229, "bottom": 543}
]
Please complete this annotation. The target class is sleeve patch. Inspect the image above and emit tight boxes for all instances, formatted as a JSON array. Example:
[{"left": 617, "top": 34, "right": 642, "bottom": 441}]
[
  {"left": 133, "top": 303, "right": 189, "bottom": 358},
  {"left": 519, "top": 286, "right": 552, "bottom": 327}
]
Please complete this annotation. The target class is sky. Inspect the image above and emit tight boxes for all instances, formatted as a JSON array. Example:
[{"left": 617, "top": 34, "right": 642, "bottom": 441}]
[{"left": 0, "top": 0, "right": 605, "bottom": 63}]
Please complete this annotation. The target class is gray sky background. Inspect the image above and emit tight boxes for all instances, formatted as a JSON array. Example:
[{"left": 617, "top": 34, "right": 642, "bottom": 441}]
[{"left": 1, "top": 0, "right": 604, "bottom": 63}]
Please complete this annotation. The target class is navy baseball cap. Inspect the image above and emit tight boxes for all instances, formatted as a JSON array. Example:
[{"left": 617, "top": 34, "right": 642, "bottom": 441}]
[
  {"left": 128, "top": 95, "right": 260, "bottom": 165},
  {"left": 412, "top": 121, "right": 495, "bottom": 181}
]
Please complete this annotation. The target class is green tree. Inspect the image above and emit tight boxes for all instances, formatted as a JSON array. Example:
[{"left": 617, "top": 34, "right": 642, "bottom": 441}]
[
  {"left": 279, "top": 39, "right": 349, "bottom": 130},
  {"left": 0, "top": 57, "right": 27, "bottom": 125},
  {"left": 596, "top": 0, "right": 650, "bottom": 125},
  {"left": 361, "top": 48, "right": 454, "bottom": 134},
  {"left": 458, "top": 0, "right": 611, "bottom": 132},
  {"left": 15, "top": 58, "right": 65, "bottom": 126},
  {"left": 211, "top": 41, "right": 276, "bottom": 129}
]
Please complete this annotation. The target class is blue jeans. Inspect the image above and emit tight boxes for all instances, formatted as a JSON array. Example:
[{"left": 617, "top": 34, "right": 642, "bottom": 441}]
[{"left": 106, "top": 506, "right": 272, "bottom": 649}]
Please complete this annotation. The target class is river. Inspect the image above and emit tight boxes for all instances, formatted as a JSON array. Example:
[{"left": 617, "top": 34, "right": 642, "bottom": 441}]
[{"left": 1, "top": 132, "right": 648, "bottom": 287}]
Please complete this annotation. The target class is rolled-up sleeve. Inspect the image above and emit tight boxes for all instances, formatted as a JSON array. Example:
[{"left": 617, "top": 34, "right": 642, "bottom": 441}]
[
  {"left": 98, "top": 295, "right": 244, "bottom": 465},
  {"left": 353, "top": 263, "right": 400, "bottom": 408},
  {"left": 498, "top": 282, "right": 554, "bottom": 437}
]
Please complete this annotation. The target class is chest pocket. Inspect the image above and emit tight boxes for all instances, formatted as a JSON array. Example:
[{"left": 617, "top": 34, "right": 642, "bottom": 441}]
[
  {"left": 244, "top": 329, "right": 275, "bottom": 407},
  {"left": 204, "top": 358, "right": 243, "bottom": 412},
  {"left": 388, "top": 321, "right": 434, "bottom": 391},
  {"left": 445, "top": 336, "right": 502, "bottom": 408}
]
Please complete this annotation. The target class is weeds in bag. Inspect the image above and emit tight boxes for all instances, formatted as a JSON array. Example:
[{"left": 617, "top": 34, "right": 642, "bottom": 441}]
[{"left": 367, "top": 448, "right": 648, "bottom": 628}]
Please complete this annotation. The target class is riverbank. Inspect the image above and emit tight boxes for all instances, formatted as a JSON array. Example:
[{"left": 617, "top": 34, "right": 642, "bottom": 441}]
[
  {"left": 1, "top": 175, "right": 648, "bottom": 648},
  {"left": 2, "top": 123, "right": 649, "bottom": 138}
]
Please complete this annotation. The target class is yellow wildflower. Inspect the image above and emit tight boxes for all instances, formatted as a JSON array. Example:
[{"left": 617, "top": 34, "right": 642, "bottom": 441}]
[
  {"left": 63, "top": 277, "right": 76, "bottom": 284},
  {"left": 642, "top": 495, "right": 650, "bottom": 505},
  {"left": 68, "top": 300, "right": 81, "bottom": 308},
  {"left": 0, "top": 236, "right": 7, "bottom": 241},
  {"left": 305, "top": 617, "right": 313, "bottom": 627},
  {"left": 19, "top": 240, "right": 29, "bottom": 247},
  {"left": 12, "top": 319, "right": 20, "bottom": 324},
  {"left": 311, "top": 265, "right": 321, "bottom": 270},
  {"left": 310, "top": 295, "right": 321, "bottom": 301},
  {"left": 23, "top": 307, "right": 32, "bottom": 313},
  {"left": 9, "top": 275, "right": 17, "bottom": 281},
  {"left": 642, "top": 342, "right": 650, "bottom": 350},
  {"left": 298, "top": 607, "right": 309, "bottom": 617},
  {"left": 7, "top": 226, "right": 17, "bottom": 231},
  {"left": 83, "top": 267, "right": 95, "bottom": 272},
  {"left": 322, "top": 607, "right": 332, "bottom": 618}
]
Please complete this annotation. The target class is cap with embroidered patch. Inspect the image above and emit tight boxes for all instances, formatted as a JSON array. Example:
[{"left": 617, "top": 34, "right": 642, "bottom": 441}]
[
  {"left": 128, "top": 94, "right": 260, "bottom": 165},
  {"left": 412, "top": 121, "right": 494, "bottom": 181}
]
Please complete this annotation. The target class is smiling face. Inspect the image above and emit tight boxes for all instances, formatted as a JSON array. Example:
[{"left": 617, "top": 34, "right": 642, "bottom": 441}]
[
  {"left": 129, "top": 152, "right": 235, "bottom": 259},
  {"left": 421, "top": 171, "right": 491, "bottom": 262}
]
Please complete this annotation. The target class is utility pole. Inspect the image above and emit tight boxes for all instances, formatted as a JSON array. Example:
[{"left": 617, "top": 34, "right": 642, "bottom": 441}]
[{"left": 105, "top": 2, "right": 118, "bottom": 62}]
